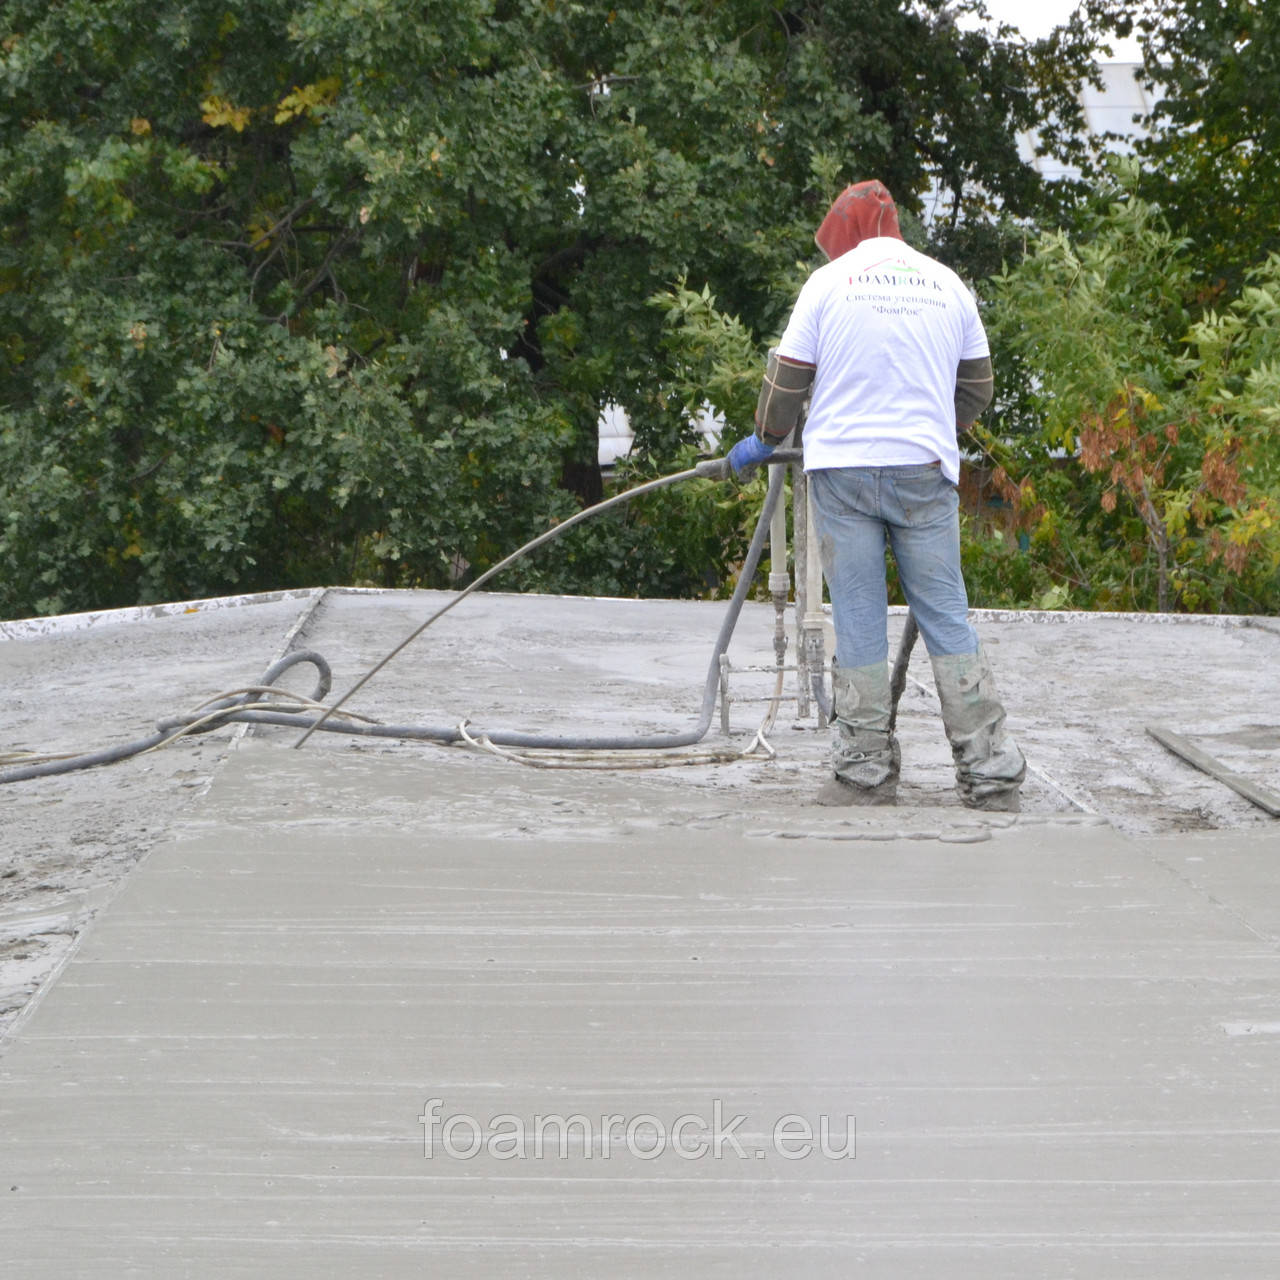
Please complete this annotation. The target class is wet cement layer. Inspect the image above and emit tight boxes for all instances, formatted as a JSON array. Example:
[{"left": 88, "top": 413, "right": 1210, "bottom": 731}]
[
  {"left": 2, "top": 737, "right": 1279, "bottom": 1277},
  {"left": 2, "top": 588, "right": 1280, "bottom": 1272}
]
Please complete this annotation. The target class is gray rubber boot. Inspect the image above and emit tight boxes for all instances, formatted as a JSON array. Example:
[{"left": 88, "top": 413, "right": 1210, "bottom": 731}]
[
  {"left": 929, "top": 647, "right": 1026, "bottom": 811},
  {"left": 815, "top": 660, "right": 899, "bottom": 806}
]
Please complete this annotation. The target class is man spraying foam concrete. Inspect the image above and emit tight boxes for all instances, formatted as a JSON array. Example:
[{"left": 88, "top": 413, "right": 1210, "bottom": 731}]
[{"left": 723, "top": 180, "right": 1025, "bottom": 811}]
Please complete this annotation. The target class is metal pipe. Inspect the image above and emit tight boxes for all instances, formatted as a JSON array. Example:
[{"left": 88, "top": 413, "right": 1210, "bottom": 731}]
[{"left": 800, "top": 462, "right": 830, "bottom": 725}]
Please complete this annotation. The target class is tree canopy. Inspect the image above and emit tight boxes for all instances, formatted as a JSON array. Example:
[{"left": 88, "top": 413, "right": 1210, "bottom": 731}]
[
  {"left": 982, "top": 170, "right": 1280, "bottom": 615},
  {"left": 1080, "top": 0, "right": 1280, "bottom": 294},
  {"left": 0, "top": 0, "right": 1098, "bottom": 617}
]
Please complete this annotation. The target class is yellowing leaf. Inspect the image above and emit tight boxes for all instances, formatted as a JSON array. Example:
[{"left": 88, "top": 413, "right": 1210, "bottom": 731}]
[
  {"left": 246, "top": 216, "right": 275, "bottom": 250},
  {"left": 201, "top": 96, "right": 251, "bottom": 133},
  {"left": 274, "top": 77, "right": 341, "bottom": 125}
]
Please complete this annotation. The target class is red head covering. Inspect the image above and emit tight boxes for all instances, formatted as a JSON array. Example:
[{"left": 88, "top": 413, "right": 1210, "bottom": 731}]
[{"left": 814, "top": 180, "right": 902, "bottom": 260}]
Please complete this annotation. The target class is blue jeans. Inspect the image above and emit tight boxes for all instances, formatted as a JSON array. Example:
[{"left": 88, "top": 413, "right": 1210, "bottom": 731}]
[{"left": 809, "top": 464, "right": 978, "bottom": 667}]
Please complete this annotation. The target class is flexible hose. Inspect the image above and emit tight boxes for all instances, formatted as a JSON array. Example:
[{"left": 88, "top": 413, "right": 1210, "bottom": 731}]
[
  {"left": 811, "top": 671, "right": 833, "bottom": 721},
  {"left": 888, "top": 610, "right": 920, "bottom": 733},
  {"left": 294, "top": 466, "right": 703, "bottom": 746},
  {"left": 1, "top": 464, "right": 790, "bottom": 782},
  {"left": 285, "top": 462, "right": 787, "bottom": 751},
  {"left": 0, "top": 652, "right": 333, "bottom": 784},
  {"left": 159, "top": 463, "right": 785, "bottom": 753}
]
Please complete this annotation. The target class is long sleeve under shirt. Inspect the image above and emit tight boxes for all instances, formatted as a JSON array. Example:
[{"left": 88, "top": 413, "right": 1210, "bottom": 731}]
[{"left": 774, "top": 237, "right": 989, "bottom": 485}]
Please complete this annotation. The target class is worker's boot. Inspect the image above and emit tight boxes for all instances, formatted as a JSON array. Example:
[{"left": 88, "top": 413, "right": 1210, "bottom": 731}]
[
  {"left": 816, "top": 660, "right": 899, "bottom": 806},
  {"left": 930, "top": 647, "right": 1025, "bottom": 811}
]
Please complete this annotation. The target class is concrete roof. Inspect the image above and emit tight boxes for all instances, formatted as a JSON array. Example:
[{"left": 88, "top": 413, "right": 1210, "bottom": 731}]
[{"left": 2, "top": 587, "right": 1278, "bottom": 1274}]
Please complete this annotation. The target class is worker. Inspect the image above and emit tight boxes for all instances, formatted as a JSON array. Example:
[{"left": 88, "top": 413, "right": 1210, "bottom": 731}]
[{"left": 726, "top": 180, "right": 1025, "bottom": 810}]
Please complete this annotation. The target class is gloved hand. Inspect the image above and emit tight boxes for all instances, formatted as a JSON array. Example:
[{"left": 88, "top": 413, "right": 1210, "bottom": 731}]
[{"left": 726, "top": 433, "right": 775, "bottom": 481}]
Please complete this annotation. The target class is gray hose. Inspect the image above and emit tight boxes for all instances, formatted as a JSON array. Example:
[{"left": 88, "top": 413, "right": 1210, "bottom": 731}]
[
  {"left": 1, "top": 465, "right": 786, "bottom": 781},
  {"left": 0, "top": 651, "right": 333, "bottom": 784},
  {"left": 811, "top": 671, "right": 833, "bottom": 721},
  {"left": 888, "top": 610, "right": 919, "bottom": 733},
  {"left": 236, "top": 463, "right": 787, "bottom": 752},
  {"left": 0, "top": 729, "right": 176, "bottom": 783}
]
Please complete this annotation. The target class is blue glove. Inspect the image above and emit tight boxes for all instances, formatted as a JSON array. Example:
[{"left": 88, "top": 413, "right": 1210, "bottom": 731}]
[{"left": 727, "top": 433, "right": 775, "bottom": 480}]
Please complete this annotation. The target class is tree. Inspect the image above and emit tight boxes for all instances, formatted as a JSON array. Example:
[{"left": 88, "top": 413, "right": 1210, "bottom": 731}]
[
  {"left": 980, "top": 171, "right": 1280, "bottom": 614},
  {"left": 0, "top": 0, "right": 1098, "bottom": 617},
  {"left": 1078, "top": 0, "right": 1280, "bottom": 293}
]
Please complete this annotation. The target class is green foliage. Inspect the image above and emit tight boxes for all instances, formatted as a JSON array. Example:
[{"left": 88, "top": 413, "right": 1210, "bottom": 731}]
[
  {"left": 1079, "top": 0, "right": 1280, "bottom": 292},
  {"left": 984, "top": 177, "right": 1280, "bottom": 614},
  {"left": 649, "top": 279, "right": 769, "bottom": 446},
  {"left": 506, "top": 448, "right": 756, "bottom": 601},
  {"left": 1, "top": 0, "right": 1099, "bottom": 617}
]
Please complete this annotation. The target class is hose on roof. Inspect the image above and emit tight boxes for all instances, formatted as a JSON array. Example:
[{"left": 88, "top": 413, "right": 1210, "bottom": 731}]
[{"left": 0, "top": 459, "right": 798, "bottom": 784}]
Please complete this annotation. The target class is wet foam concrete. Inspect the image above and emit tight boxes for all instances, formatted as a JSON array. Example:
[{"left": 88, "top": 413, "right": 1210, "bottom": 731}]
[
  {"left": 2, "top": 588, "right": 1279, "bottom": 1272},
  {"left": 2, "top": 737, "right": 1278, "bottom": 1276}
]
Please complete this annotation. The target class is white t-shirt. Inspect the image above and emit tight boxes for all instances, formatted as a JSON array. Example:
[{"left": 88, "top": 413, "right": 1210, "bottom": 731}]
[{"left": 775, "top": 237, "right": 988, "bottom": 484}]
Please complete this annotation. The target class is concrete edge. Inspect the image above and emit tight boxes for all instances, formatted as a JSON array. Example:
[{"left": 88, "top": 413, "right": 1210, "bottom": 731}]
[
  {"left": 0, "top": 587, "right": 327, "bottom": 643},
  {"left": 3, "top": 585, "right": 1275, "bottom": 643}
]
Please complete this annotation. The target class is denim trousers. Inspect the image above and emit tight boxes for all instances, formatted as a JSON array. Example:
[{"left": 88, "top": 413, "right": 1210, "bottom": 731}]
[{"left": 808, "top": 463, "right": 978, "bottom": 667}]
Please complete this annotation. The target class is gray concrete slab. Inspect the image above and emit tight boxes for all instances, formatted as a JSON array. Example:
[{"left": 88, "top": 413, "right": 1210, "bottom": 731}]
[
  {"left": 3, "top": 735, "right": 1279, "bottom": 1276},
  {"left": 0, "top": 591, "right": 321, "bottom": 1032},
  {"left": 3, "top": 588, "right": 1279, "bottom": 1273}
]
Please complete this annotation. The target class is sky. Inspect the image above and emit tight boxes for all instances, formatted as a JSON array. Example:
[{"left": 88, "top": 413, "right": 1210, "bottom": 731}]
[
  {"left": 979, "top": 0, "right": 1083, "bottom": 38},
  {"left": 964, "top": 0, "right": 1143, "bottom": 60}
]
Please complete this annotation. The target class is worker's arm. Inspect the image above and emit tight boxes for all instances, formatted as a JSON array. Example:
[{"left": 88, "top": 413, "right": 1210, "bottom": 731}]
[
  {"left": 721, "top": 349, "right": 816, "bottom": 481},
  {"left": 756, "top": 349, "right": 815, "bottom": 445},
  {"left": 955, "top": 355, "right": 993, "bottom": 429},
  {"left": 703, "top": 349, "right": 817, "bottom": 482}
]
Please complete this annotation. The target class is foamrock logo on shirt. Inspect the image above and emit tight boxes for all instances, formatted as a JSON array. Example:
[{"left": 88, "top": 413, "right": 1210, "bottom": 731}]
[{"left": 849, "top": 256, "right": 944, "bottom": 291}]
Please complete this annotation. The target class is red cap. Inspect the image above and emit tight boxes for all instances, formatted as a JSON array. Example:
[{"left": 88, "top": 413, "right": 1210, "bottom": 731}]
[{"left": 814, "top": 180, "right": 902, "bottom": 260}]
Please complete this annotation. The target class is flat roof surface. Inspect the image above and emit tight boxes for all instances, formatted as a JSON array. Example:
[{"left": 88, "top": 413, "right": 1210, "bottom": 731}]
[{"left": 2, "top": 588, "right": 1278, "bottom": 1274}]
